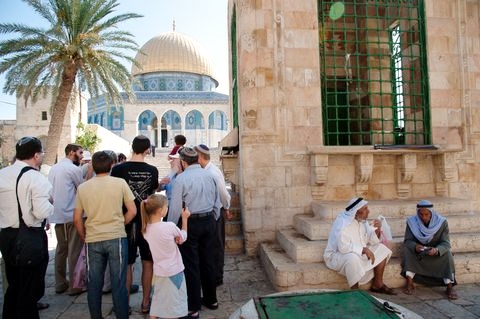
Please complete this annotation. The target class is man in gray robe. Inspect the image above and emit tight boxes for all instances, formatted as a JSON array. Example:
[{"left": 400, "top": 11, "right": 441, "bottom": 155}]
[{"left": 401, "top": 200, "right": 457, "bottom": 299}]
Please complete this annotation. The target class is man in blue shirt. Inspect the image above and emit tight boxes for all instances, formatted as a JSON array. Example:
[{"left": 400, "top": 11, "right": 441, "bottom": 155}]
[
  {"left": 48, "top": 143, "right": 85, "bottom": 295},
  {"left": 168, "top": 147, "right": 220, "bottom": 318}
]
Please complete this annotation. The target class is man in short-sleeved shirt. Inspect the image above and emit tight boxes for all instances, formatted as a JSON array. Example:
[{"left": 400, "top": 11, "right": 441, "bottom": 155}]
[
  {"left": 74, "top": 151, "right": 136, "bottom": 319},
  {"left": 111, "top": 135, "right": 159, "bottom": 311}
]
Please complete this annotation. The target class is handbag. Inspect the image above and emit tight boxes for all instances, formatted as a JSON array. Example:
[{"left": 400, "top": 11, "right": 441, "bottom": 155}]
[
  {"left": 14, "top": 166, "right": 47, "bottom": 267},
  {"left": 72, "top": 245, "right": 87, "bottom": 289}
]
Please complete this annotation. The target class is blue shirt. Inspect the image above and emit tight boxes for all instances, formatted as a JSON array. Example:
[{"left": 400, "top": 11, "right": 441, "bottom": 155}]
[
  {"left": 48, "top": 158, "right": 84, "bottom": 223},
  {"left": 167, "top": 163, "right": 219, "bottom": 225}
]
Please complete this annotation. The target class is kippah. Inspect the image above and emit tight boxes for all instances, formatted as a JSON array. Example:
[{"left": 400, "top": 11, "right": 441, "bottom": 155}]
[
  {"left": 195, "top": 144, "right": 210, "bottom": 155},
  {"left": 179, "top": 147, "right": 198, "bottom": 159}
]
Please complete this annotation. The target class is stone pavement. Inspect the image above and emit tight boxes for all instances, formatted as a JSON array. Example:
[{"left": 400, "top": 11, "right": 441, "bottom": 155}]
[{"left": 1, "top": 227, "right": 480, "bottom": 318}]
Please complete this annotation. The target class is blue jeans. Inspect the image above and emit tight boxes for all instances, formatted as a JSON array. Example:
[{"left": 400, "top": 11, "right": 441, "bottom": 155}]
[{"left": 86, "top": 238, "right": 128, "bottom": 319}]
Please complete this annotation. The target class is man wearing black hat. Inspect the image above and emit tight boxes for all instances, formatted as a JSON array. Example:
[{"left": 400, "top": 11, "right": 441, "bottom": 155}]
[
  {"left": 0, "top": 136, "right": 53, "bottom": 318},
  {"left": 167, "top": 147, "right": 220, "bottom": 319}
]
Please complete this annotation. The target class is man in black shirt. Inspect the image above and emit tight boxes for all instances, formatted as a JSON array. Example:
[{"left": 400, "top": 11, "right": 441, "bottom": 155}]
[{"left": 111, "top": 135, "right": 159, "bottom": 313}]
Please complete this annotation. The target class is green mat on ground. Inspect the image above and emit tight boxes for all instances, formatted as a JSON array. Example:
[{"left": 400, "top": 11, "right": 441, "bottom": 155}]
[{"left": 255, "top": 290, "right": 399, "bottom": 319}]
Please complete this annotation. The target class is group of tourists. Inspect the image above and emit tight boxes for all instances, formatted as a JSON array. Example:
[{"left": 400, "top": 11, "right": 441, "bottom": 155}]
[
  {"left": 0, "top": 134, "right": 231, "bottom": 319},
  {"left": 324, "top": 197, "right": 458, "bottom": 300},
  {"left": 0, "top": 134, "right": 459, "bottom": 318}
]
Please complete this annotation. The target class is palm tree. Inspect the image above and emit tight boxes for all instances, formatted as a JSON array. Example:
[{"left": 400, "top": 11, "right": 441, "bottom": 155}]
[{"left": 0, "top": 0, "right": 142, "bottom": 165}]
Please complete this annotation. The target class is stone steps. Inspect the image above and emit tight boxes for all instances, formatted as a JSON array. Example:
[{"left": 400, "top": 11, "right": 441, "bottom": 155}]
[
  {"left": 295, "top": 212, "right": 480, "bottom": 241},
  {"left": 260, "top": 242, "right": 480, "bottom": 291},
  {"left": 277, "top": 228, "right": 480, "bottom": 263},
  {"left": 260, "top": 197, "right": 480, "bottom": 292}
]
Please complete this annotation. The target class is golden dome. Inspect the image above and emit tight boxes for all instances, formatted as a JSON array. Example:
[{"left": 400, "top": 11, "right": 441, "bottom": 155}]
[{"left": 131, "top": 31, "right": 215, "bottom": 80}]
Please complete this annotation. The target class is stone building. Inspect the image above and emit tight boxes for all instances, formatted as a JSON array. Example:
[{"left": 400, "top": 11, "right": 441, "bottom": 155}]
[
  {"left": 87, "top": 30, "right": 230, "bottom": 149},
  {"left": 227, "top": 0, "right": 480, "bottom": 290},
  {"left": 0, "top": 91, "right": 87, "bottom": 165}
]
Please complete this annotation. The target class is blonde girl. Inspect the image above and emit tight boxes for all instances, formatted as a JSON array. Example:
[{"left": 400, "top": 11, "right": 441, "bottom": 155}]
[{"left": 141, "top": 194, "right": 190, "bottom": 319}]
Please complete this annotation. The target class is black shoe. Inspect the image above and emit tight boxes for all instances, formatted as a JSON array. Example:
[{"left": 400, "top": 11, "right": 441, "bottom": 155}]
[
  {"left": 201, "top": 298, "right": 218, "bottom": 310},
  {"left": 216, "top": 279, "right": 224, "bottom": 286},
  {"left": 37, "top": 302, "right": 49, "bottom": 310},
  {"left": 130, "top": 284, "right": 139, "bottom": 294}
]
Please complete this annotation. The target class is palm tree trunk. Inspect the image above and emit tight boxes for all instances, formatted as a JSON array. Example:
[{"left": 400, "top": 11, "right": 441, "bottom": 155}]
[{"left": 43, "top": 62, "right": 77, "bottom": 166}]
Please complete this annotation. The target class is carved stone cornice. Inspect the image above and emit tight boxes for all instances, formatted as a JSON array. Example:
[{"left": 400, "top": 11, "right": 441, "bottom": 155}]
[
  {"left": 434, "top": 152, "right": 456, "bottom": 182},
  {"left": 311, "top": 154, "right": 329, "bottom": 187},
  {"left": 398, "top": 153, "right": 417, "bottom": 183},
  {"left": 356, "top": 153, "right": 373, "bottom": 184}
]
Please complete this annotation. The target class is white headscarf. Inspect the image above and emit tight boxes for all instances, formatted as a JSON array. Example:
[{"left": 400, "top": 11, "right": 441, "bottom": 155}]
[
  {"left": 325, "top": 197, "right": 369, "bottom": 255},
  {"left": 406, "top": 199, "right": 446, "bottom": 245}
]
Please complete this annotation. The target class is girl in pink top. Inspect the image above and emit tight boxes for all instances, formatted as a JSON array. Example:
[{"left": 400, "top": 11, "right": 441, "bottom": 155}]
[{"left": 141, "top": 194, "right": 190, "bottom": 319}]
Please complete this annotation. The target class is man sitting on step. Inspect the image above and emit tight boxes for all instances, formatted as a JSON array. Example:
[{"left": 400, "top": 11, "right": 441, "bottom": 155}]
[
  {"left": 401, "top": 199, "right": 457, "bottom": 299},
  {"left": 323, "top": 197, "right": 396, "bottom": 295}
]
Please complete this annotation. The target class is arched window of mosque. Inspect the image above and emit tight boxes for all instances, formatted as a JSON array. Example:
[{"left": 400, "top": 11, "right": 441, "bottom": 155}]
[
  {"left": 138, "top": 110, "right": 156, "bottom": 130},
  {"left": 88, "top": 116, "right": 92, "bottom": 124},
  {"left": 143, "top": 80, "right": 148, "bottom": 90},
  {"left": 101, "top": 113, "right": 107, "bottom": 127},
  {"left": 94, "top": 114, "right": 99, "bottom": 124},
  {"left": 162, "top": 110, "right": 182, "bottom": 130},
  {"left": 112, "top": 112, "right": 121, "bottom": 130},
  {"left": 209, "top": 111, "right": 227, "bottom": 130},
  {"left": 185, "top": 110, "right": 204, "bottom": 129},
  {"left": 195, "top": 80, "right": 200, "bottom": 91}
]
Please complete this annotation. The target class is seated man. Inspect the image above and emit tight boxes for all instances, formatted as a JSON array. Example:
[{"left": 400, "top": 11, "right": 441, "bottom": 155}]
[
  {"left": 401, "top": 200, "right": 457, "bottom": 299},
  {"left": 324, "top": 197, "right": 396, "bottom": 295}
]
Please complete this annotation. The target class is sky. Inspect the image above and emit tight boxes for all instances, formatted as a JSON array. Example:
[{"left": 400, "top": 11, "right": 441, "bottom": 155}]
[{"left": 0, "top": 0, "right": 229, "bottom": 120}]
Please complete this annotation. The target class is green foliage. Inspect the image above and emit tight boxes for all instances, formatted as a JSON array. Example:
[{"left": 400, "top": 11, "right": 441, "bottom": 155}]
[
  {"left": 0, "top": 0, "right": 142, "bottom": 106},
  {"left": 75, "top": 122, "right": 101, "bottom": 153},
  {"left": 0, "top": 0, "right": 143, "bottom": 165}
]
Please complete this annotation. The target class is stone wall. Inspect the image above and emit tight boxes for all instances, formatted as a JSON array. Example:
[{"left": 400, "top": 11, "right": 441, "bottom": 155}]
[
  {"left": 229, "top": 0, "right": 480, "bottom": 255},
  {"left": 0, "top": 120, "right": 16, "bottom": 164}
]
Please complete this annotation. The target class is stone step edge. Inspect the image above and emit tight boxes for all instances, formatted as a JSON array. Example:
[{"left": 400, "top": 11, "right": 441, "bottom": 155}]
[
  {"left": 277, "top": 228, "right": 480, "bottom": 263},
  {"left": 260, "top": 242, "right": 480, "bottom": 291},
  {"left": 295, "top": 213, "right": 480, "bottom": 240},
  {"left": 312, "top": 200, "right": 475, "bottom": 220}
]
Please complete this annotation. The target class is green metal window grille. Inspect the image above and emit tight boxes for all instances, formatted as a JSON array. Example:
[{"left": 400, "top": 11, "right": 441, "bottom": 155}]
[
  {"left": 231, "top": 5, "right": 239, "bottom": 128},
  {"left": 318, "top": 0, "right": 430, "bottom": 146}
]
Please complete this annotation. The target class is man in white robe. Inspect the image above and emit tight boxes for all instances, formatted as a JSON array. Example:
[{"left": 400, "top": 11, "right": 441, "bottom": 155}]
[{"left": 323, "top": 197, "right": 396, "bottom": 294}]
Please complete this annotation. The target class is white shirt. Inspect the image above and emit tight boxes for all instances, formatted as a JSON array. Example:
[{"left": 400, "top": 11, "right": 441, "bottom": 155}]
[
  {"left": 0, "top": 161, "right": 53, "bottom": 228},
  {"left": 205, "top": 161, "right": 231, "bottom": 219},
  {"left": 48, "top": 158, "right": 84, "bottom": 223}
]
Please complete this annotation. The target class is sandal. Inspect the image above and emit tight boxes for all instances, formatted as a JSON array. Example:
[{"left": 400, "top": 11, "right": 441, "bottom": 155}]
[
  {"left": 402, "top": 284, "right": 415, "bottom": 295},
  {"left": 370, "top": 284, "right": 397, "bottom": 295},
  {"left": 446, "top": 287, "right": 458, "bottom": 300},
  {"left": 141, "top": 301, "right": 151, "bottom": 314}
]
